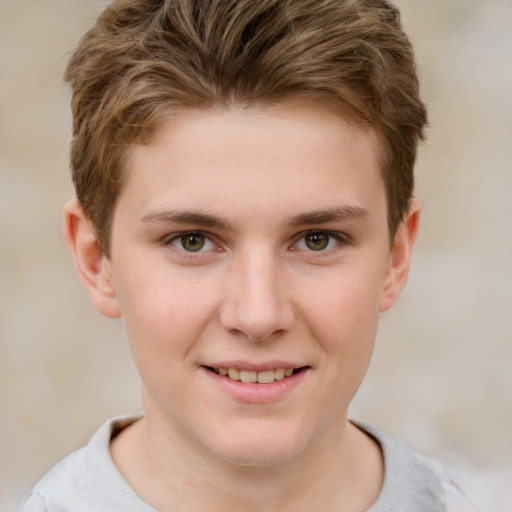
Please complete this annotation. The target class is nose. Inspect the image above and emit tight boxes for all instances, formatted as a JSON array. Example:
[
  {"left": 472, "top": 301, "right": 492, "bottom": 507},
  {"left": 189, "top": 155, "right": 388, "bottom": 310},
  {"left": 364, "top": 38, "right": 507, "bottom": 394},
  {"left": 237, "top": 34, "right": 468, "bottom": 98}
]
[{"left": 219, "top": 248, "right": 295, "bottom": 342}]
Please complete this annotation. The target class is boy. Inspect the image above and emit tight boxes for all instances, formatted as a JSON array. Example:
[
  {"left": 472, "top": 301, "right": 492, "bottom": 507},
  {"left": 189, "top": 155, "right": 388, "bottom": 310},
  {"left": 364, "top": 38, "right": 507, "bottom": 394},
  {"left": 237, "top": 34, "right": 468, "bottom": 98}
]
[{"left": 20, "top": 0, "right": 475, "bottom": 510}]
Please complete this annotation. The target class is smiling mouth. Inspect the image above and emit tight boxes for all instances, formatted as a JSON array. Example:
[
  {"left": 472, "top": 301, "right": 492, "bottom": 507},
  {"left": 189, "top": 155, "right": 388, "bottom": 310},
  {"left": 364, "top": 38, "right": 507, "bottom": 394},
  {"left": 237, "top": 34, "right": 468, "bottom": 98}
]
[{"left": 204, "top": 366, "right": 307, "bottom": 384}]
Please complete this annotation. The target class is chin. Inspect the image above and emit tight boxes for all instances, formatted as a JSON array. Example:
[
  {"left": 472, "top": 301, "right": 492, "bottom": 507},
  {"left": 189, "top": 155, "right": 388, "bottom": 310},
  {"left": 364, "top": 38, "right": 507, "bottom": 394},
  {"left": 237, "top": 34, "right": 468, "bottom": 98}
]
[
  {"left": 223, "top": 446, "right": 299, "bottom": 468},
  {"left": 210, "top": 428, "right": 309, "bottom": 468}
]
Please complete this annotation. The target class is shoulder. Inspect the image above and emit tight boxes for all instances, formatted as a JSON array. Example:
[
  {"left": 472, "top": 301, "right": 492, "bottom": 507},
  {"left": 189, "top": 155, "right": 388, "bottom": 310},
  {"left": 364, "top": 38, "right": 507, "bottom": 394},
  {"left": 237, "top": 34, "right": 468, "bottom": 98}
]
[
  {"left": 353, "top": 421, "right": 478, "bottom": 512},
  {"left": 19, "top": 415, "right": 154, "bottom": 512},
  {"left": 19, "top": 442, "right": 89, "bottom": 512},
  {"left": 18, "top": 493, "right": 49, "bottom": 512}
]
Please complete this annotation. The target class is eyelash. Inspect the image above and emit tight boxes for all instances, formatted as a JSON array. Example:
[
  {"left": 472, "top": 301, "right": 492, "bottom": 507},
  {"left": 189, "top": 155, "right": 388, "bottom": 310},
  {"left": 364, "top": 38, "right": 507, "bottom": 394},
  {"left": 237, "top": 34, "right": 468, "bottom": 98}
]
[
  {"left": 292, "top": 230, "right": 350, "bottom": 253},
  {"left": 162, "top": 229, "right": 350, "bottom": 256},
  {"left": 163, "top": 231, "right": 217, "bottom": 254}
]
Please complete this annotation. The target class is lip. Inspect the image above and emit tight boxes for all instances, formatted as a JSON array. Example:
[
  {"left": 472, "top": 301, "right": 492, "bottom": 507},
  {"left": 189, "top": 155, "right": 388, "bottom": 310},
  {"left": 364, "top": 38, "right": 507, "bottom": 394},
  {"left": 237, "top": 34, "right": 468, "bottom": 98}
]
[
  {"left": 203, "top": 360, "right": 304, "bottom": 372},
  {"left": 200, "top": 364, "right": 310, "bottom": 404}
]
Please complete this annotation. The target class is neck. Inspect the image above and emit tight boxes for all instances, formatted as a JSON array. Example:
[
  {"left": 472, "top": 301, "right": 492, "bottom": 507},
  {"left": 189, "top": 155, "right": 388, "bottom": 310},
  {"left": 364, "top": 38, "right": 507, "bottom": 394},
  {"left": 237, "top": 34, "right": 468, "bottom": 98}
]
[{"left": 111, "top": 408, "right": 383, "bottom": 512}]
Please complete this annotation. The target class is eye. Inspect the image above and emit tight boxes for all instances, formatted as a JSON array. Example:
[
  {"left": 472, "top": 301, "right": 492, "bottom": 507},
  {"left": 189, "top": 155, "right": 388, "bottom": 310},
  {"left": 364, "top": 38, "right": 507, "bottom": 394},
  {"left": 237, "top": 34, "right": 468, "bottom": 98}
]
[
  {"left": 294, "top": 231, "right": 344, "bottom": 252},
  {"left": 304, "top": 232, "right": 330, "bottom": 251},
  {"left": 168, "top": 232, "right": 216, "bottom": 252}
]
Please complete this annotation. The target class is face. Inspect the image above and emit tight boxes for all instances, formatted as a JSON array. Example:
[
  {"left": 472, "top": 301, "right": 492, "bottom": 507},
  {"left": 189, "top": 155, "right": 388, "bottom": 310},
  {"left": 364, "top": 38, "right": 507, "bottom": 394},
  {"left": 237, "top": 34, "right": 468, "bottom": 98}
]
[{"left": 84, "top": 104, "right": 415, "bottom": 466}]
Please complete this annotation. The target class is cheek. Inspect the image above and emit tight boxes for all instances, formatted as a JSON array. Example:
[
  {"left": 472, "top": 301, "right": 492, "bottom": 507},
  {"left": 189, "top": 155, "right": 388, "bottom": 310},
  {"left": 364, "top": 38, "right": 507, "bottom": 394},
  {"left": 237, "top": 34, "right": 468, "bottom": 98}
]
[
  {"left": 298, "top": 269, "right": 382, "bottom": 383},
  {"left": 300, "top": 268, "right": 383, "bottom": 337},
  {"left": 114, "top": 266, "right": 221, "bottom": 370}
]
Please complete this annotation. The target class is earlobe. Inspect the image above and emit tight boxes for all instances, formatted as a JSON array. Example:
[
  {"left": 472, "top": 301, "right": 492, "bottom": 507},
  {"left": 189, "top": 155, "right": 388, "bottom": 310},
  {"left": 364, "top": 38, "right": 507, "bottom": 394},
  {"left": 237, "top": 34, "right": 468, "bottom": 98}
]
[
  {"left": 378, "top": 198, "right": 421, "bottom": 313},
  {"left": 63, "top": 199, "right": 121, "bottom": 318}
]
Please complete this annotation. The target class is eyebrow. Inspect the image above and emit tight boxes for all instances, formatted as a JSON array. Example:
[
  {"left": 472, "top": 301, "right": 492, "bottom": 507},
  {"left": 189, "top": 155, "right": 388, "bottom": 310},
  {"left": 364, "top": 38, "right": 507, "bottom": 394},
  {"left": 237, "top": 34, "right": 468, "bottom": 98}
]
[
  {"left": 140, "top": 205, "right": 369, "bottom": 230},
  {"left": 140, "top": 209, "right": 232, "bottom": 230},
  {"left": 288, "top": 206, "right": 369, "bottom": 226}
]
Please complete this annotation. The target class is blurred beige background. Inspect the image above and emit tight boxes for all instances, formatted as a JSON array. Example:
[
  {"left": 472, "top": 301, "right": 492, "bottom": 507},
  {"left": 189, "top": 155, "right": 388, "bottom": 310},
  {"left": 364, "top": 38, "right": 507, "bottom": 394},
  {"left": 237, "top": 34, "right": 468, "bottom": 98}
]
[{"left": 1, "top": 0, "right": 510, "bottom": 510}]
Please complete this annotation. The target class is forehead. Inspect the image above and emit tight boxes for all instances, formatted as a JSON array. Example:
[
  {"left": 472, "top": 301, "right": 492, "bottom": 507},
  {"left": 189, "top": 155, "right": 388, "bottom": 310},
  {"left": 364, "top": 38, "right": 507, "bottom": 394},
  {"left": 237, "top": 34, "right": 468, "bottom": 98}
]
[{"left": 117, "top": 103, "right": 386, "bottom": 228}]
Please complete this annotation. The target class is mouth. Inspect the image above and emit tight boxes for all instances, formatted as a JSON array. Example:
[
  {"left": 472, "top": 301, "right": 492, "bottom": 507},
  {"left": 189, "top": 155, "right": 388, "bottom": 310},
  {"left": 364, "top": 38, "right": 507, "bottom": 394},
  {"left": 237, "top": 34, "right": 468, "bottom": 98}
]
[{"left": 203, "top": 366, "right": 307, "bottom": 384}]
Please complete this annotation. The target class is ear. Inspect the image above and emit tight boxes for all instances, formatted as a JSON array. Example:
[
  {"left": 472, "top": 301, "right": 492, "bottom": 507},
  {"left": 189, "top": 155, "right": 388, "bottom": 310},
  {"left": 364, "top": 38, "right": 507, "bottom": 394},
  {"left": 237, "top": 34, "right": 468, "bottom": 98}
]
[
  {"left": 378, "top": 198, "right": 421, "bottom": 313},
  {"left": 63, "top": 199, "right": 121, "bottom": 318}
]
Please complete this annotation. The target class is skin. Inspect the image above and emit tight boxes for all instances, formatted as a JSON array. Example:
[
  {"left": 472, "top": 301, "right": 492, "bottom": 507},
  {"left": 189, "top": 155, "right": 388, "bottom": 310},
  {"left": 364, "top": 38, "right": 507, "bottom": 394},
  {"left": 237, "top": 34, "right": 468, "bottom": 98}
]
[{"left": 64, "top": 103, "right": 420, "bottom": 511}]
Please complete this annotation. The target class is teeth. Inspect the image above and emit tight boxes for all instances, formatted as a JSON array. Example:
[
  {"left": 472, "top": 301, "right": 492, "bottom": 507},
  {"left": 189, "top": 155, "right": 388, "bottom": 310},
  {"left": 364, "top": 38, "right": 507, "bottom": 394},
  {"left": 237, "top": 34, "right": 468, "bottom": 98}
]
[
  {"left": 227, "top": 368, "right": 240, "bottom": 381},
  {"left": 240, "top": 370, "right": 257, "bottom": 383},
  {"left": 215, "top": 367, "right": 297, "bottom": 383},
  {"left": 274, "top": 368, "right": 285, "bottom": 380},
  {"left": 257, "top": 370, "right": 275, "bottom": 384}
]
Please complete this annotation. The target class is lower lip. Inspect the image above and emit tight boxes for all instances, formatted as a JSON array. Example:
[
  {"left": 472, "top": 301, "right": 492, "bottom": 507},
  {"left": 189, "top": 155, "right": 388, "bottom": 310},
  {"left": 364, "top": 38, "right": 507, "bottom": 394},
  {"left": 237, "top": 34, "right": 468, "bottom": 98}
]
[{"left": 201, "top": 367, "right": 309, "bottom": 404}]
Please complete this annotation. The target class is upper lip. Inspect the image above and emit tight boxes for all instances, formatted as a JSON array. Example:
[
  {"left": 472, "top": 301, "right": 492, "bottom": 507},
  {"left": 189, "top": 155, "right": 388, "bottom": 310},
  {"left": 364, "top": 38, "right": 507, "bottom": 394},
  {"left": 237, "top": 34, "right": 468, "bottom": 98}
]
[{"left": 201, "top": 361, "right": 307, "bottom": 372}]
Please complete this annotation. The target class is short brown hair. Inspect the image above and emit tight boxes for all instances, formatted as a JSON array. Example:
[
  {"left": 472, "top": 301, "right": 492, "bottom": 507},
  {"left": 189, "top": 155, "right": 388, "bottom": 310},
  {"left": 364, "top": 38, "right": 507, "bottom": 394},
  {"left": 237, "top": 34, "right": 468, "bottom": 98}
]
[{"left": 65, "top": 0, "right": 427, "bottom": 254}]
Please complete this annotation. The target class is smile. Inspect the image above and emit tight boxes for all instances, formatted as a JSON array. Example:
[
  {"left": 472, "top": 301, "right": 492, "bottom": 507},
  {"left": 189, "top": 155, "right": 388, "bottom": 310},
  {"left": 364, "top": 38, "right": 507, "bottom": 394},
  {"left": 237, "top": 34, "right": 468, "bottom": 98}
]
[{"left": 205, "top": 367, "right": 301, "bottom": 384}]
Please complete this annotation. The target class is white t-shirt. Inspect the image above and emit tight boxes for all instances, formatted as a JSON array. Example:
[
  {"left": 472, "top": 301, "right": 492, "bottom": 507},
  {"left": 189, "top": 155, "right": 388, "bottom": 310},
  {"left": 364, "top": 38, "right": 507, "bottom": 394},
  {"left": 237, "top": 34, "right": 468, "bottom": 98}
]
[{"left": 20, "top": 415, "right": 476, "bottom": 512}]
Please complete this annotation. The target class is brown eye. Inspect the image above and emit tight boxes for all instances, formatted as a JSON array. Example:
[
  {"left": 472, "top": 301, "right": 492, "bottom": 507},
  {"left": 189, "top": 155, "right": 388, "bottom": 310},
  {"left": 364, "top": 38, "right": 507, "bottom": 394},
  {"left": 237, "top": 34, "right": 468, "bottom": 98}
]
[
  {"left": 304, "top": 232, "right": 330, "bottom": 251},
  {"left": 181, "top": 233, "right": 206, "bottom": 252}
]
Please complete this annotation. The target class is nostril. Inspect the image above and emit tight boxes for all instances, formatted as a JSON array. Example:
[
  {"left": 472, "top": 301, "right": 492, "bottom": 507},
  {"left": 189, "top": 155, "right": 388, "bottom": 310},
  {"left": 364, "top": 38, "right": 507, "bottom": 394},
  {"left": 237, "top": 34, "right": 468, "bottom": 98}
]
[
  {"left": 218, "top": 277, "right": 295, "bottom": 342},
  {"left": 244, "top": 328, "right": 288, "bottom": 343}
]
